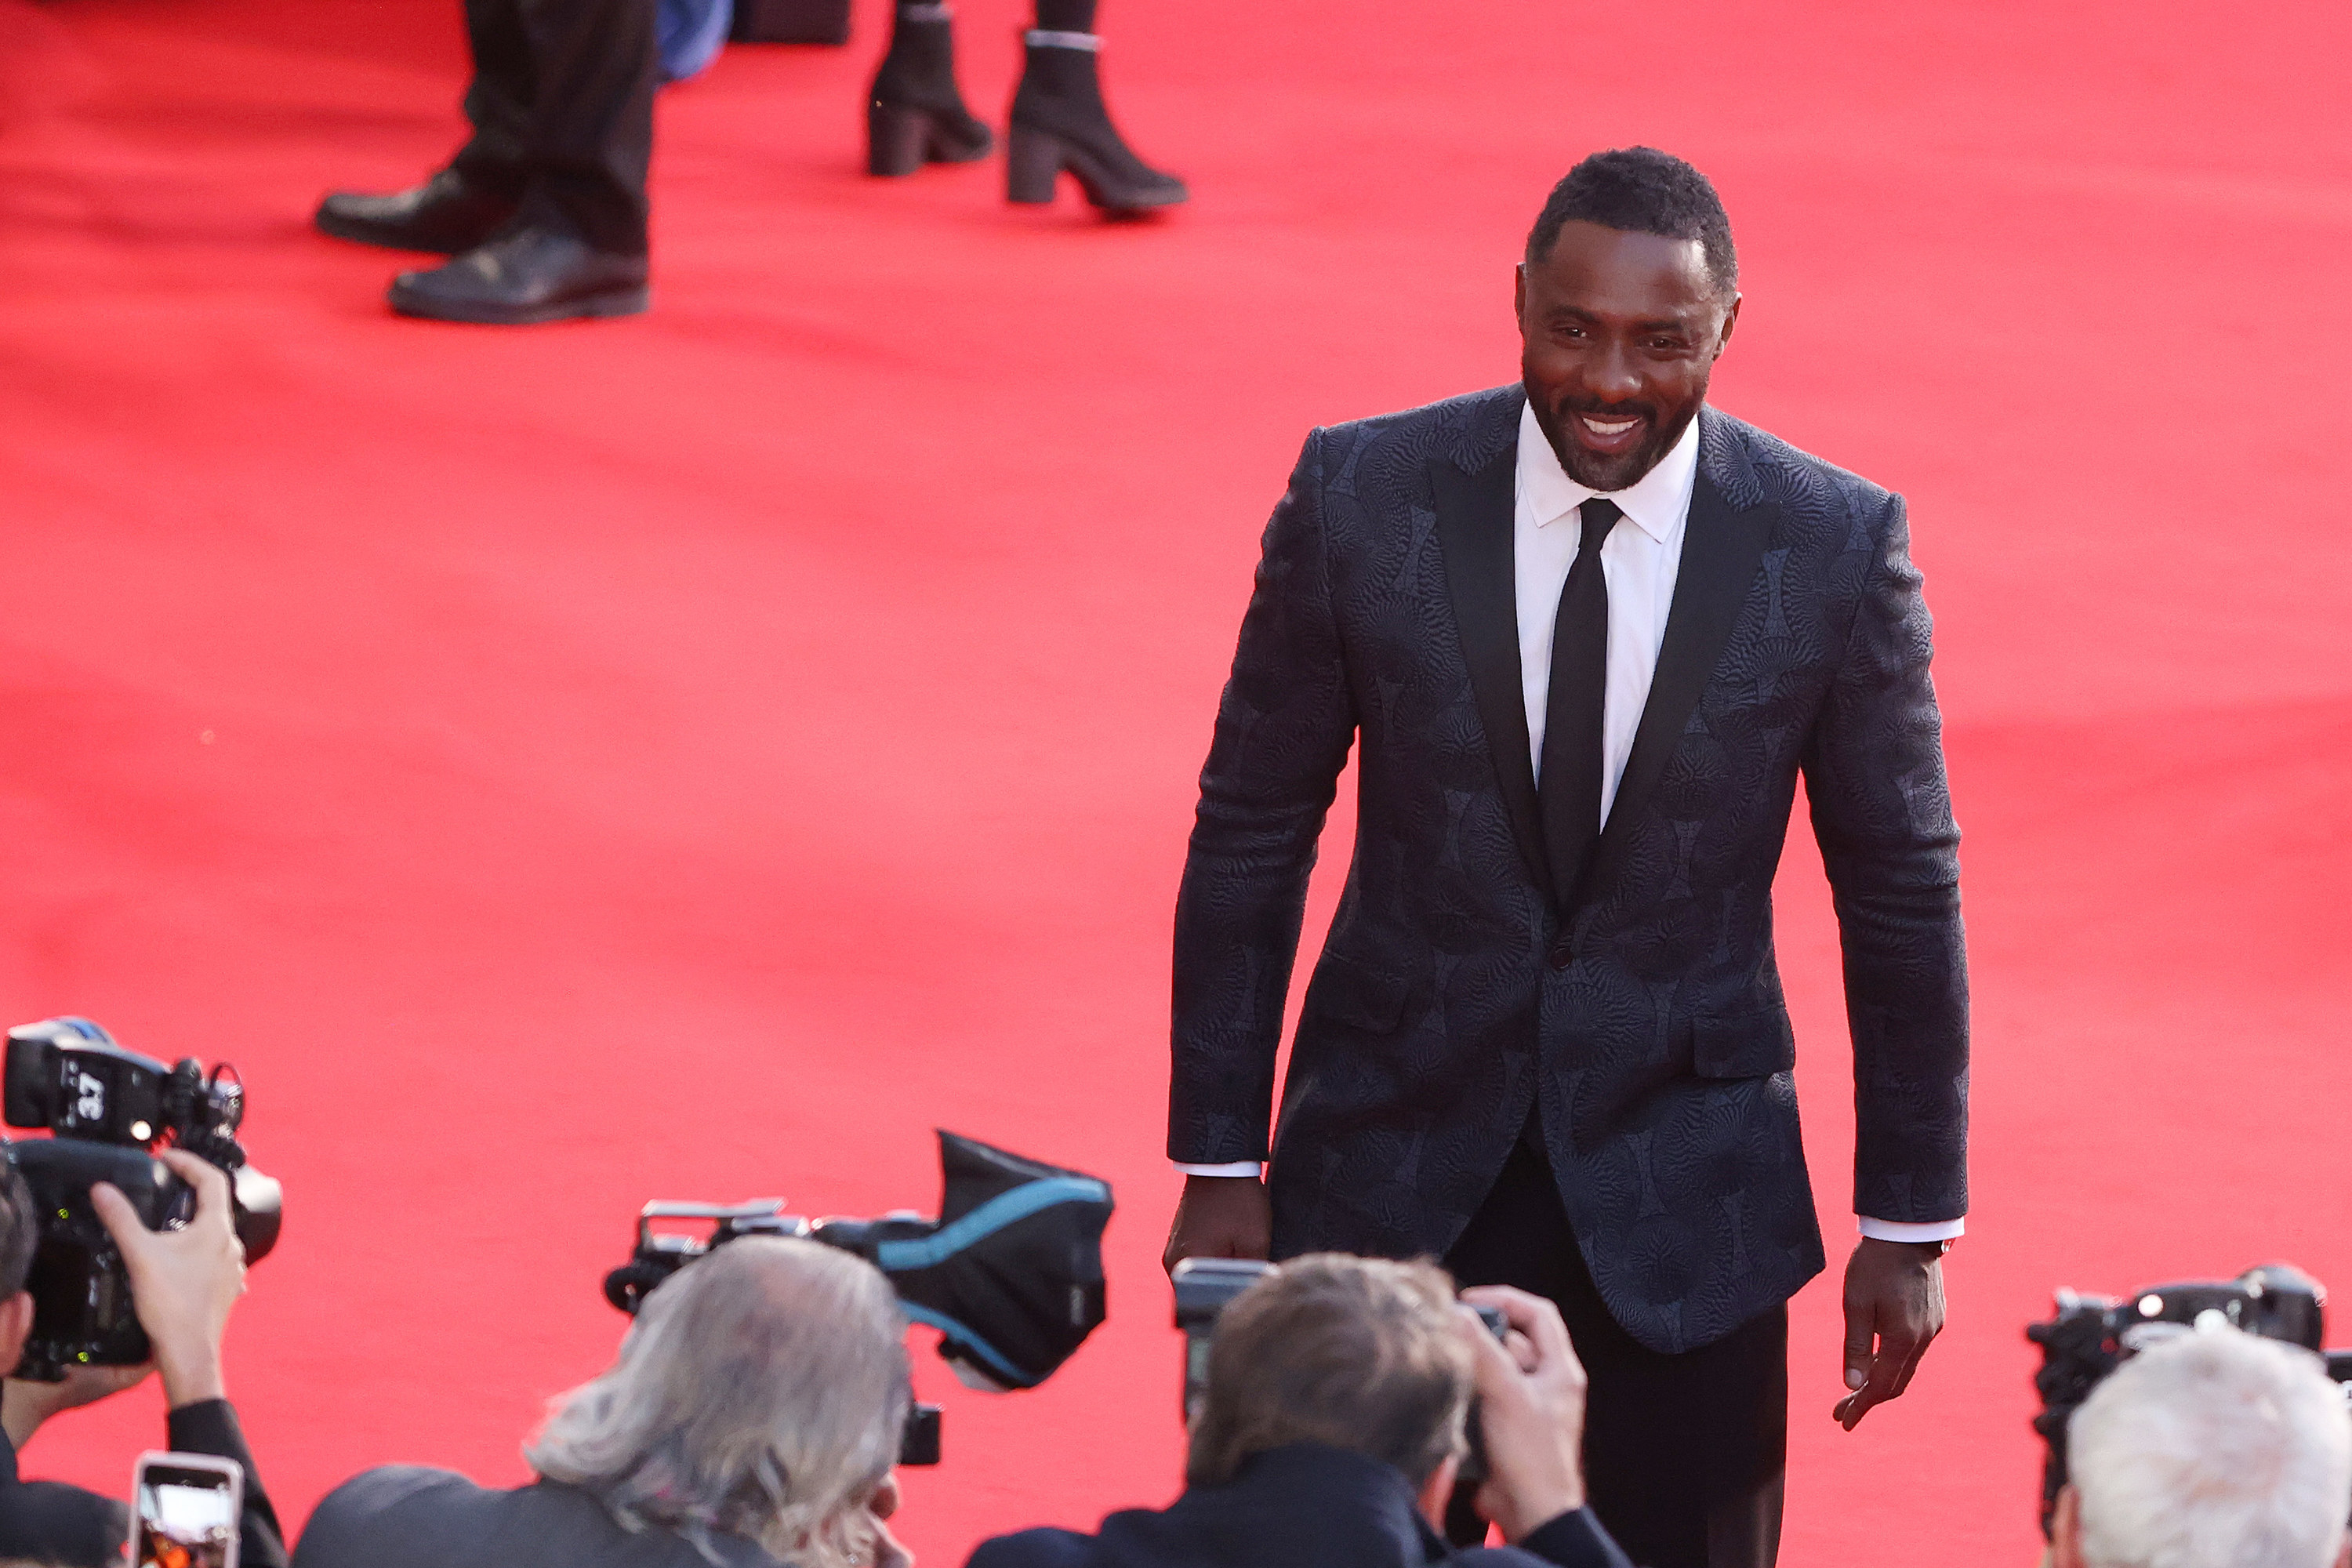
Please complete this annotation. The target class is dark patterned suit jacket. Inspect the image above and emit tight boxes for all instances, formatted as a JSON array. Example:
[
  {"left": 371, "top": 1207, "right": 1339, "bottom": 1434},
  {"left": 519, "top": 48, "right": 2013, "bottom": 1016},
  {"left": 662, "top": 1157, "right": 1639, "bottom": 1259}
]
[{"left": 1169, "top": 385, "right": 1968, "bottom": 1355}]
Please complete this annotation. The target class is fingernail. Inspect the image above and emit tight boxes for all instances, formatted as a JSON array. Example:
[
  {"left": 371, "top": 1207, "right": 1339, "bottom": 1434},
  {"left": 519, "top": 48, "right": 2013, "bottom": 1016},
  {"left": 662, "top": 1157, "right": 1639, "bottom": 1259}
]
[{"left": 1845, "top": 1369, "right": 1866, "bottom": 1389}]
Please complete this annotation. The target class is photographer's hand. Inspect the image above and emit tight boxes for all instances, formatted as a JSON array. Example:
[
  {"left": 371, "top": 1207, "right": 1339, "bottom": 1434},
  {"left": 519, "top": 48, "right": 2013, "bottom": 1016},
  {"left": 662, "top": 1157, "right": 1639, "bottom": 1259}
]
[
  {"left": 1834, "top": 1238, "right": 1944, "bottom": 1430},
  {"left": 862, "top": 1472, "right": 913, "bottom": 1568},
  {"left": 1457, "top": 1285, "right": 1588, "bottom": 1543},
  {"left": 91, "top": 1149, "right": 247, "bottom": 1410},
  {"left": 1, "top": 1363, "right": 153, "bottom": 1449},
  {"left": 1161, "top": 1175, "right": 1271, "bottom": 1276}
]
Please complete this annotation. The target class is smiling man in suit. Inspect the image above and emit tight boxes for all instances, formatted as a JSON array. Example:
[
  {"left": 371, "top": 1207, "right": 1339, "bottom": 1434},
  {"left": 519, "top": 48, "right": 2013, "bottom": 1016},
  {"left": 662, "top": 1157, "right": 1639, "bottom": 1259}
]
[{"left": 1161, "top": 147, "right": 1969, "bottom": 1568}]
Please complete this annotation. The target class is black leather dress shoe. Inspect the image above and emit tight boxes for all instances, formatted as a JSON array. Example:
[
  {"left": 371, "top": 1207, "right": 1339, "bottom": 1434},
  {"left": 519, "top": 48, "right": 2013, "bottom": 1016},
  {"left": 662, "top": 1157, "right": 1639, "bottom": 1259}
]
[
  {"left": 388, "top": 228, "right": 650, "bottom": 325},
  {"left": 314, "top": 169, "right": 518, "bottom": 254}
]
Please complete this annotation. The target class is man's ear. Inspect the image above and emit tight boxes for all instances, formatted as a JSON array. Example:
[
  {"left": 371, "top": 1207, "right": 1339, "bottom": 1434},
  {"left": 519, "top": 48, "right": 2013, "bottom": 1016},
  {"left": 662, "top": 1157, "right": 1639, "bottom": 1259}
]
[
  {"left": 1415, "top": 1451, "right": 1461, "bottom": 1534},
  {"left": 1712, "top": 292, "right": 1742, "bottom": 358},
  {"left": 2049, "top": 1483, "right": 2085, "bottom": 1568},
  {"left": 0, "top": 1290, "right": 33, "bottom": 1377},
  {"left": 1513, "top": 263, "right": 1527, "bottom": 332},
  {"left": 2334, "top": 1529, "right": 2349, "bottom": 1568}
]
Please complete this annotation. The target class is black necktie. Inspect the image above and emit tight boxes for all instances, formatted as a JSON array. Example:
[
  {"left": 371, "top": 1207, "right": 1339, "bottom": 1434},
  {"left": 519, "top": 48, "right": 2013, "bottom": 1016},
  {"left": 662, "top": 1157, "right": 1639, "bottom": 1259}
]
[{"left": 1537, "top": 496, "right": 1621, "bottom": 906}]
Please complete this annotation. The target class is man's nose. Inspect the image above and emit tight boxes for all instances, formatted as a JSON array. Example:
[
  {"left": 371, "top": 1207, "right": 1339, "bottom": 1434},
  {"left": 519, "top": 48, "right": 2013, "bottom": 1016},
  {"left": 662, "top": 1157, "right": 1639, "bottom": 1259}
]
[{"left": 1582, "top": 341, "right": 1642, "bottom": 403}]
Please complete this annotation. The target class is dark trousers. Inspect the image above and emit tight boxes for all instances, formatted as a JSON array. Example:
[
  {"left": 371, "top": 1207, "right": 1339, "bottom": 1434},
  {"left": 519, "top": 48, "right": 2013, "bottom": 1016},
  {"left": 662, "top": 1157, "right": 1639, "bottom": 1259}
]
[
  {"left": 1443, "top": 1138, "right": 1787, "bottom": 1568},
  {"left": 450, "top": 0, "right": 658, "bottom": 254}
]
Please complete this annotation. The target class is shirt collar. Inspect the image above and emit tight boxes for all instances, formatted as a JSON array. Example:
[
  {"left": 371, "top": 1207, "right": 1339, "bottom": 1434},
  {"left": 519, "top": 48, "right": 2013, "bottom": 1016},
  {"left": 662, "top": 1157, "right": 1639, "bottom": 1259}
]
[{"left": 1515, "top": 397, "right": 1701, "bottom": 546}]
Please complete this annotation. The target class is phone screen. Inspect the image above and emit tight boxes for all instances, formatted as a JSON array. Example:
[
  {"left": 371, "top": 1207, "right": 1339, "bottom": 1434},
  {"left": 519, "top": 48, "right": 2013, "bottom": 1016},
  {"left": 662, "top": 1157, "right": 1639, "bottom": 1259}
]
[{"left": 136, "top": 1461, "right": 240, "bottom": 1568}]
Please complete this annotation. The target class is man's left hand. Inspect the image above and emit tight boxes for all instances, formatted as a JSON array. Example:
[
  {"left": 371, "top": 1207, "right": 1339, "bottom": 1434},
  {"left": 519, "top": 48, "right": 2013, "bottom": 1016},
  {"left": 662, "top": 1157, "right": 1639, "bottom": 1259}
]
[{"left": 1835, "top": 1238, "right": 1944, "bottom": 1429}]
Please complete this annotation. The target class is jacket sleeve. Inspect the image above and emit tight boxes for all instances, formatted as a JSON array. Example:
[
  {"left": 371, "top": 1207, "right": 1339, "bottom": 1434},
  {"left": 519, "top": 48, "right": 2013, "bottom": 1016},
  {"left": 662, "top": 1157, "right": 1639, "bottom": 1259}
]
[
  {"left": 165, "top": 1399, "right": 289, "bottom": 1568},
  {"left": 1472, "top": 1506, "right": 1635, "bottom": 1568},
  {"left": 1798, "top": 491, "right": 1969, "bottom": 1225},
  {"left": 1169, "top": 428, "right": 1357, "bottom": 1163},
  {"left": 964, "top": 1526, "right": 1098, "bottom": 1568}
]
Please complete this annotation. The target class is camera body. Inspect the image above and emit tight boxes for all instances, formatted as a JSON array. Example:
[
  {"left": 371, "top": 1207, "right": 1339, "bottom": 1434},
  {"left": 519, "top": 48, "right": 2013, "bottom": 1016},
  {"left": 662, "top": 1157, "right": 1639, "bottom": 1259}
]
[
  {"left": 2, "top": 1019, "right": 282, "bottom": 1380},
  {"left": 2027, "top": 1264, "right": 2352, "bottom": 1537},
  {"left": 605, "top": 1202, "right": 946, "bottom": 1466},
  {"left": 1171, "top": 1257, "right": 1272, "bottom": 1427},
  {"left": 601, "top": 1131, "right": 1115, "bottom": 1468}
]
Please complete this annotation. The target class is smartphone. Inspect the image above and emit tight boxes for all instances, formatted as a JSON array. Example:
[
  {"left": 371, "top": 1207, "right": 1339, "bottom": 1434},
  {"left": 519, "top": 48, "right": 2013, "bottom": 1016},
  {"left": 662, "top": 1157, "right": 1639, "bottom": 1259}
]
[{"left": 132, "top": 1450, "right": 242, "bottom": 1568}]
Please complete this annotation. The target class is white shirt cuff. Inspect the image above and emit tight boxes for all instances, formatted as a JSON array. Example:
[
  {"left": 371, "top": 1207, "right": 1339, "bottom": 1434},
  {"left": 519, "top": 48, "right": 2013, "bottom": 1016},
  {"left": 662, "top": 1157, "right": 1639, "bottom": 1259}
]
[
  {"left": 1174, "top": 1160, "right": 1265, "bottom": 1178},
  {"left": 1858, "top": 1215, "right": 1965, "bottom": 1243}
]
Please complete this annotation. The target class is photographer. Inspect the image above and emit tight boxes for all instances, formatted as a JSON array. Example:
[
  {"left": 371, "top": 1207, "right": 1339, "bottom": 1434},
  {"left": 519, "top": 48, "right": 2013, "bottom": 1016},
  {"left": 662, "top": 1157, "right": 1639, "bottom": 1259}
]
[
  {"left": 0, "top": 1149, "right": 285, "bottom": 1568},
  {"left": 2044, "top": 1327, "right": 2351, "bottom": 1568},
  {"left": 293, "top": 1236, "right": 913, "bottom": 1568},
  {"left": 968, "top": 1254, "right": 1631, "bottom": 1568}
]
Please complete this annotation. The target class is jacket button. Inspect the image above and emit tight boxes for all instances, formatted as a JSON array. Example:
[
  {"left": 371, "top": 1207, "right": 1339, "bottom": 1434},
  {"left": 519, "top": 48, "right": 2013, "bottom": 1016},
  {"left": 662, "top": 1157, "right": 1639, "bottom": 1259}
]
[{"left": 1548, "top": 942, "right": 1573, "bottom": 970}]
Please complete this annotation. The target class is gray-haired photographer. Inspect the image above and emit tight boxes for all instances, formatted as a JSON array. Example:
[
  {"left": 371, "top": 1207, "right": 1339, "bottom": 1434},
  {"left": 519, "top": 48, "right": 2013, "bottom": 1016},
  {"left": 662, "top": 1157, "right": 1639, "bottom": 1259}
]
[
  {"left": 2044, "top": 1327, "right": 2350, "bottom": 1568},
  {"left": 292, "top": 1131, "right": 1115, "bottom": 1568},
  {"left": 2027, "top": 1265, "right": 2352, "bottom": 1568},
  {"left": 296, "top": 1234, "right": 917, "bottom": 1568}
]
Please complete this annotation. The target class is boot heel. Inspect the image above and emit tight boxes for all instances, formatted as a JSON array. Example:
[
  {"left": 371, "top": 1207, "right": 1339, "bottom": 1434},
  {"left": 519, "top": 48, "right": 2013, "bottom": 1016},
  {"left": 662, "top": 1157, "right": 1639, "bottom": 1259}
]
[
  {"left": 1006, "top": 125, "right": 1065, "bottom": 204},
  {"left": 867, "top": 102, "right": 931, "bottom": 177}
]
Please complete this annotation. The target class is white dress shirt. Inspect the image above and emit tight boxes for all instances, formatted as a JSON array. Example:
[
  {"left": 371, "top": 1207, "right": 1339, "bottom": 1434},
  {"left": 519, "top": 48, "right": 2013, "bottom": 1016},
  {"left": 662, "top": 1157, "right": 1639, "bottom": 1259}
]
[
  {"left": 1515, "top": 401, "right": 1693, "bottom": 808},
  {"left": 1179, "top": 405, "right": 1963, "bottom": 1246}
]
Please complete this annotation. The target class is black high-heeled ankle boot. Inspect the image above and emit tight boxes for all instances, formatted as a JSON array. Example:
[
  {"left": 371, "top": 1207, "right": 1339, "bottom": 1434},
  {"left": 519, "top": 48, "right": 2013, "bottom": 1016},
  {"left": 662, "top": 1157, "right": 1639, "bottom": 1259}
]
[
  {"left": 866, "top": 2, "right": 993, "bottom": 176},
  {"left": 1006, "top": 29, "right": 1187, "bottom": 212}
]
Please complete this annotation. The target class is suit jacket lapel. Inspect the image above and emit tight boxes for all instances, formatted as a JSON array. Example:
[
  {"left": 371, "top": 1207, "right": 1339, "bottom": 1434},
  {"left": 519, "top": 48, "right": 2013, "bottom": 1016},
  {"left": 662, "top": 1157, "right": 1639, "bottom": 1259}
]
[
  {"left": 1581, "top": 421, "right": 1779, "bottom": 906},
  {"left": 1430, "top": 449, "right": 1551, "bottom": 900}
]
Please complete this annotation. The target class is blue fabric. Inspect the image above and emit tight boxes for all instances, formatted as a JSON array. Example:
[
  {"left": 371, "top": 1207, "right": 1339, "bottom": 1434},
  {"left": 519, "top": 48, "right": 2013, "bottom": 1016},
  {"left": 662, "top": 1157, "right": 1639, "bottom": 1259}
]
[
  {"left": 873, "top": 1177, "right": 1112, "bottom": 1272},
  {"left": 658, "top": 0, "right": 732, "bottom": 83}
]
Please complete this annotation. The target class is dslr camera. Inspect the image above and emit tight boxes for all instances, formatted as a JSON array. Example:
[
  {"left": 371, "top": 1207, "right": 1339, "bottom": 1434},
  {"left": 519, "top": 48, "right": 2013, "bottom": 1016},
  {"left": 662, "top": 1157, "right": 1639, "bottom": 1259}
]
[
  {"left": 3, "top": 1018, "right": 283, "bottom": 1380},
  {"left": 604, "top": 1131, "right": 1113, "bottom": 1465},
  {"left": 2027, "top": 1262, "right": 2352, "bottom": 1537}
]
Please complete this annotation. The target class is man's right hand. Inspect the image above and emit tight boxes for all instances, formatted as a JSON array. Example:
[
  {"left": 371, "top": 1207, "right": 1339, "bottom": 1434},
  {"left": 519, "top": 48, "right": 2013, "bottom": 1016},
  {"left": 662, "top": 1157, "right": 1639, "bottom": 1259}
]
[
  {"left": 862, "top": 1472, "right": 913, "bottom": 1568},
  {"left": 91, "top": 1148, "right": 248, "bottom": 1410},
  {"left": 1458, "top": 1285, "right": 1590, "bottom": 1544},
  {"left": 1160, "top": 1174, "right": 1271, "bottom": 1276}
]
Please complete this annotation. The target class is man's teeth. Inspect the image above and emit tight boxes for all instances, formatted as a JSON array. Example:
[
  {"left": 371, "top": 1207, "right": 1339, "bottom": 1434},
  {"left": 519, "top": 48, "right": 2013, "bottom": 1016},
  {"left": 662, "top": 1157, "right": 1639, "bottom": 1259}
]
[{"left": 1581, "top": 416, "right": 1639, "bottom": 436}]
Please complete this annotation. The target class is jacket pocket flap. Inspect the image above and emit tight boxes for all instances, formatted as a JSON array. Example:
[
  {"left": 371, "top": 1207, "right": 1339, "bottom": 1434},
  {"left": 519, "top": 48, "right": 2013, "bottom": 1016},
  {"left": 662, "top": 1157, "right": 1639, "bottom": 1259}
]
[
  {"left": 1692, "top": 1008, "right": 1796, "bottom": 1078},
  {"left": 1303, "top": 956, "right": 1411, "bottom": 1034}
]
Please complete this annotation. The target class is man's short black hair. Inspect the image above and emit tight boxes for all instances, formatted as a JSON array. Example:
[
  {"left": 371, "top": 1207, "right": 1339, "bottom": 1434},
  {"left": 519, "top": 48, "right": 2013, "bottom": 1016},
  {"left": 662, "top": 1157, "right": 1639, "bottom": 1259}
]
[
  {"left": 0, "top": 1157, "right": 34, "bottom": 1298},
  {"left": 1526, "top": 147, "right": 1737, "bottom": 295}
]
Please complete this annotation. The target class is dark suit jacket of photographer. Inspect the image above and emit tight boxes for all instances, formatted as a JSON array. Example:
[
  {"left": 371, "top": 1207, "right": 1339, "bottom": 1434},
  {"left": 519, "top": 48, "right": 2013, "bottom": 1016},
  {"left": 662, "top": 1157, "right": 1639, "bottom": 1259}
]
[
  {"left": 967, "top": 1442, "right": 1631, "bottom": 1568},
  {"left": 293, "top": 1467, "right": 786, "bottom": 1568},
  {"left": 0, "top": 1396, "right": 285, "bottom": 1568},
  {"left": 1170, "top": 386, "right": 1969, "bottom": 1354}
]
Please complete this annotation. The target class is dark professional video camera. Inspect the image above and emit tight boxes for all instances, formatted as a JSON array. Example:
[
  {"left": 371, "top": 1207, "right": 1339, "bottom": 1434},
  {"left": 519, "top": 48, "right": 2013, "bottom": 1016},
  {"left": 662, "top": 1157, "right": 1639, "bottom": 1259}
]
[
  {"left": 2, "top": 1018, "right": 284, "bottom": 1380},
  {"left": 2027, "top": 1262, "right": 2352, "bottom": 1538},
  {"left": 604, "top": 1131, "right": 1112, "bottom": 1465}
]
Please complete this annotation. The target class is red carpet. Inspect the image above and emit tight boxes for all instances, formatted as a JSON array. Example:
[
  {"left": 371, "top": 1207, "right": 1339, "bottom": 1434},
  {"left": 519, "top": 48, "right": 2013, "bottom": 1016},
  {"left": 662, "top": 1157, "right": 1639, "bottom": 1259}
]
[{"left": 3, "top": 0, "right": 2350, "bottom": 1561}]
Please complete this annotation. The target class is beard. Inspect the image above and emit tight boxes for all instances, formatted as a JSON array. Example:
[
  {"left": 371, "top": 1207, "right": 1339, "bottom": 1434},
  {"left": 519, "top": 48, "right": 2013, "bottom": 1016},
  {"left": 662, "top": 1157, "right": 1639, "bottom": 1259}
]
[{"left": 1526, "top": 382, "right": 1706, "bottom": 493}]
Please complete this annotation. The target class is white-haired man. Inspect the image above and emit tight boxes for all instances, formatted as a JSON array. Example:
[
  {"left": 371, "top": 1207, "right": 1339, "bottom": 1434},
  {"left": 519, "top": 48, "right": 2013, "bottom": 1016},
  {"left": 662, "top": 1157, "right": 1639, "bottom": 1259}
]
[
  {"left": 294, "top": 1236, "right": 914, "bottom": 1568},
  {"left": 2048, "top": 1327, "right": 2352, "bottom": 1568}
]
